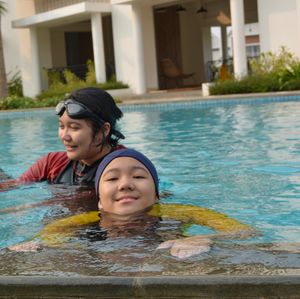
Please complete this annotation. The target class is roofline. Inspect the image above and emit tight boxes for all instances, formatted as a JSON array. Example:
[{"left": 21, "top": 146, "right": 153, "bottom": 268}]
[{"left": 12, "top": 2, "right": 111, "bottom": 28}]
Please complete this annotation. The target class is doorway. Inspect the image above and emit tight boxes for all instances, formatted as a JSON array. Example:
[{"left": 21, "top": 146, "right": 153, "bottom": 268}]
[{"left": 154, "top": 5, "right": 183, "bottom": 89}]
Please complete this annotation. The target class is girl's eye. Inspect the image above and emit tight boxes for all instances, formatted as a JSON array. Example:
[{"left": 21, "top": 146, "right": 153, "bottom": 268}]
[
  {"left": 70, "top": 125, "right": 80, "bottom": 130},
  {"left": 133, "top": 175, "right": 145, "bottom": 179},
  {"left": 106, "top": 177, "right": 118, "bottom": 181}
]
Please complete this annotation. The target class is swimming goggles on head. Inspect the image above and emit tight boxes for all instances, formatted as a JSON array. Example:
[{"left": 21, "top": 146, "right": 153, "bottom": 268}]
[
  {"left": 56, "top": 99, "right": 125, "bottom": 139},
  {"left": 56, "top": 99, "right": 104, "bottom": 124}
]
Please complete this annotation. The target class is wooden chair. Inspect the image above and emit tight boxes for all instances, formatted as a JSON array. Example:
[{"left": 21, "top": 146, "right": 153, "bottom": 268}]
[{"left": 160, "top": 58, "right": 196, "bottom": 88}]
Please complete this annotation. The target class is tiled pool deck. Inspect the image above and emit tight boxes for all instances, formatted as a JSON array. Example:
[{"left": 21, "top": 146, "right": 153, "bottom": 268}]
[{"left": 1, "top": 89, "right": 300, "bottom": 298}]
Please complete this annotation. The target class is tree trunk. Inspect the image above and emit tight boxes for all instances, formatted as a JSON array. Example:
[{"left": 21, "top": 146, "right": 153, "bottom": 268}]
[{"left": 0, "top": 15, "right": 8, "bottom": 99}]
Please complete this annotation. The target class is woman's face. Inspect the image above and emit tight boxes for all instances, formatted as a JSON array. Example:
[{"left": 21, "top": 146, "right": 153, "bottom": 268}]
[
  {"left": 58, "top": 112, "right": 110, "bottom": 165},
  {"left": 98, "top": 157, "right": 157, "bottom": 216}
]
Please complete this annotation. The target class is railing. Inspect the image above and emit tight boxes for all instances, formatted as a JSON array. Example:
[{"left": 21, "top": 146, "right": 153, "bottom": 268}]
[
  {"left": 34, "top": 0, "right": 110, "bottom": 13},
  {"left": 206, "top": 58, "right": 233, "bottom": 82},
  {"left": 206, "top": 56, "right": 259, "bottom": 82}
]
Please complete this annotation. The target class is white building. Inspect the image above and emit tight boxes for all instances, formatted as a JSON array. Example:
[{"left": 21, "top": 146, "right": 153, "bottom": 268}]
[{"left": 2, "top": 0, "right": 300, "bottom": 97}]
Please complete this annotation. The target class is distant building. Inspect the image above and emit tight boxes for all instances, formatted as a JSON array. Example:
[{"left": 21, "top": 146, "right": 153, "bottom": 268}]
[{"left": 2, "top": 0, "right": 300, "bottom": 97}]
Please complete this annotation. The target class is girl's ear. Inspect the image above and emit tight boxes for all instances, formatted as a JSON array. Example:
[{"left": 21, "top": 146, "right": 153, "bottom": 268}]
[
  {"left": 98, "top": 199, "right": 102, "bottom": 210},
  {"left": 94, "top": 122, "right": 111, "bottom": 145},
  {"left": 102, "top": 122, "right": 111, "bottom": 138}
]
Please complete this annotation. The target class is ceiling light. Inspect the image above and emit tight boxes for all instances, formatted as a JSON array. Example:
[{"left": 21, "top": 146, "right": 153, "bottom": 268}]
[
  {"left": 176, "top": 5, "right": 186, "bottom": 13},
  {"left": 197, "top": 5, "right": 208, "bottom": 13}
]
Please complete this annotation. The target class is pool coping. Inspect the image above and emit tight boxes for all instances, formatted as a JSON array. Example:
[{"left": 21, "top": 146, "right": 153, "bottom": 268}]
[
  {"left": 0, "top": 274, "right": 299, "bottom": 298},
  {"left": 1, "top": 90, "right": 300, "bottom": 114},
  {"left": 118, "top": 89, "right": 300, "bottom": 106}
]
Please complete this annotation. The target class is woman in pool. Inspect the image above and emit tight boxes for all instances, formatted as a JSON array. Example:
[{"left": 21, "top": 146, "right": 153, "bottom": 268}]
[
  {"left": 9, "top": 149, "right": 254, "bottom": 259},
  {"left": 1, "top": 87, "right": 125, "bottom": 188}
]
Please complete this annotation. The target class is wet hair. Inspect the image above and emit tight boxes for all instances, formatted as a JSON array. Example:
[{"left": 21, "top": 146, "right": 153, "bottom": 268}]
[
  {"left": 64, "top": 87, "right": 124, "bottom": 147},
  {"left": 95, "top": 148, "right": 159, "bottom": 198}
]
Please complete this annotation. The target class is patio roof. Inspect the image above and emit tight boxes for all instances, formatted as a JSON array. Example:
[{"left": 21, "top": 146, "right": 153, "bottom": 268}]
[{"left": 12, "top": 2, "right": 111, "bottom": 28}]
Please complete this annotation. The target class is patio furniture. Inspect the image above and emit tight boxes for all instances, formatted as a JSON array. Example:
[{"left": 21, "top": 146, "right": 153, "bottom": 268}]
[{"left": 160, "top": 58, "right": 196, "bottom": 88}]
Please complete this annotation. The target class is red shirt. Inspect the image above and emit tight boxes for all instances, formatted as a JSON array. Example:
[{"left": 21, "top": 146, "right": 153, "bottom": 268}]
[
  {"left": 17, "top": 145, "right": 126, "bottom": 184},
  {"left": 18, "top": 152, "right": 70, "bottom": 183}
]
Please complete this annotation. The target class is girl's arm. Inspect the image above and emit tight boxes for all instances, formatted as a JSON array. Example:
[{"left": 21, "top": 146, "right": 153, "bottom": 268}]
[
  {"left": 152, "top": 203, "right": 256, "bottom": 259},
  {"left": 8, "top": 211, "right": 100, "bottom": 251}
]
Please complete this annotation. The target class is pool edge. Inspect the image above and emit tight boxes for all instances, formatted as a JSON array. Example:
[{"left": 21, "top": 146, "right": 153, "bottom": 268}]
[{"left": 0, "top": 274, "right": 299, "bottom": 298}]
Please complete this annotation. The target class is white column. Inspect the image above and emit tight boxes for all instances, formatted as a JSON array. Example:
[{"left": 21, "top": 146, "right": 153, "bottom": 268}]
[
  {"left": 202, "top": 26, "right": 213, "bottom": 81},
  {"left": 131, "top": 2, "right": 146, "bottom": 94},
  {"left": 296, "top": 0, "right": 300, "bottom": 56},
  {"left": 38, "top": 28, "right": 53, "bottom": 91},
  {"left": 230, "top": 0, "right": 247, "bottom": 77},
  {"left": 25, "top": 27, "right": 42, "bottom": 97},
  {"left": 91, "top": 13, "right": 106, "bottom": 83},
  {"left": 221, "top": 25, "right": 228, "bottom": 62}
]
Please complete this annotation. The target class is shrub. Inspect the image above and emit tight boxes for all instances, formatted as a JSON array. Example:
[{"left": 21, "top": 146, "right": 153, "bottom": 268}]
[
  {"left": 0, "top": 95, "right": 63, "bottom": 110},
  {"left": 48, "top": 70, "right": 63, "bottom": 87},
  {"left": 85, "top": 60, "right": 96, "bottom": 84},
  {"left": 210, "top": 47, "right": 300, "bottom": 95},
  {"left": 250, "top": 46, "right": 299, "bottom": 76},
  {"left": 37, "top": 60, "right": 128, "bottom": 101},
  {"left": 209, "top": 74, "right": 281, "bottom": 95},
  {"left": 7, "top": 70, "right": 23, "bottom": 97},
  {"left": 0, "top": 96, "right": 36, "bottom": 110}
]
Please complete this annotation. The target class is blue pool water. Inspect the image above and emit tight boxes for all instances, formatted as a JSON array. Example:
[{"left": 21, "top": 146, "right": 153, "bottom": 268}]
[{"left": 0, "top": 97, "right": 300, "bottom": 275}]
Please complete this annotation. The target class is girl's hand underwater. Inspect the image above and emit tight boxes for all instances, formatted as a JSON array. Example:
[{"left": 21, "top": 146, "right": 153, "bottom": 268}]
[
  {"left": 157, "top": 235, "right": 211, "bottom": 259},
  {"left": 8, "top": 241, "right": 42, "bottom": 252}
]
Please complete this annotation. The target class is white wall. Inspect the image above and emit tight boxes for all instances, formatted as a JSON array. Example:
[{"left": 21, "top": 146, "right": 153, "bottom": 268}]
[
  {"left": 38, "top": 27, "right": 52, "bottom": 91},
  {"left": 112, "top": 3, "right": 158, "bottom": 92},
  {"left": 14, "top": 0, "right": 40, "bottom": 97},
  {"left": 2, "top": 0, "right": 21, "bottom": 80},
  {"left": 258, "top": 0, "right": 300, "bottom": 56},
  {"left": 50, "top": 21, "right": 91, "bottom": 67},
  {"left": 111, "top": 4, "right": 135, "bottom": 88},
  {"left": 141, "top": 4, "right": 158, "bottom": 90}
]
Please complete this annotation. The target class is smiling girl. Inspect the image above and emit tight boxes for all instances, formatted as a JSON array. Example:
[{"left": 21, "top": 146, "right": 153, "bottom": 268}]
[{"left": 7, "top": 88, "right": 125, "bottom": 187}]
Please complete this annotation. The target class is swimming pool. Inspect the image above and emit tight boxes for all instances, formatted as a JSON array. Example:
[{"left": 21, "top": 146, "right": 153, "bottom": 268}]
[{"left": 0, "top": 96, "right": 299, "bottom": 278}]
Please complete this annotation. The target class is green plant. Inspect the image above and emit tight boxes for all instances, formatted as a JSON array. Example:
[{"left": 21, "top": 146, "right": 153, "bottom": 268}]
[
  {"left": 209, "top": 74, "right": 281, "bottom": 95},
  {"left": 48, "top": 70, "right": 63, "bottom": 87},
  {"left": 250, "top": 46, "right": 299, "bottom": 76},
  {"left": 278, "top": 62, "right": 300, "bottom": 90},
  {"left": 210, "top": 47, "right": 300, "bottom": 95},
  {"left": 63, "top": 69, "right": 83, "bottom": 85},
  {"left": 0, "top": 95, "right": 66, "bottom": 110},
  {"left": 7, "top": 70, "right": 23, "bottom": 96},
  {"left": 85, "top": 59, "right": 96, "bottom": 84}
]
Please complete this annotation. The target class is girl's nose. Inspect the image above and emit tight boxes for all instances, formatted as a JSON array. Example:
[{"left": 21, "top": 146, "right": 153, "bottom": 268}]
[
  {"left": 118, "top": 176, "right": 134, "bottom": 191},
  {"left": 59, "top": 129, "right": 72, "bottom": 141}
]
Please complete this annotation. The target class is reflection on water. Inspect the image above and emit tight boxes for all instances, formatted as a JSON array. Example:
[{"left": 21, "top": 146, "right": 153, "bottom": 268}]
[
  {"left": 0, "top": 241, "right": 299, "bottom": 276},
  {"left": 0, "top": 184, "right": 299, "bottom": 276},
  {"left": 0, "top": 101, "right": 300, "bottom": 275}
]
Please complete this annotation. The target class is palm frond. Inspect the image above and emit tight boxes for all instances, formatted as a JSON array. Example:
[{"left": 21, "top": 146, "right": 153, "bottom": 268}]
[{"left": 0, "top": 1, "right": 7, "bottom": 15}]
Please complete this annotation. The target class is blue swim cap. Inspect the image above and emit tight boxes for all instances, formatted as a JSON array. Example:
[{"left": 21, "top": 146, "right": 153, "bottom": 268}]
[{"left": 95, "top": 148, "right": 159, "bottom": 197}]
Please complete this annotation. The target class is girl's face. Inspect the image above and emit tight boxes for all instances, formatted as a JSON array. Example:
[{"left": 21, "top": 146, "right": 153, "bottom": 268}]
[
  {"left": 98, "top": 157, "right": 157, "bottom": 216},
  {"left": 58, "top": 112, "right": 110, "bottom": 165}
]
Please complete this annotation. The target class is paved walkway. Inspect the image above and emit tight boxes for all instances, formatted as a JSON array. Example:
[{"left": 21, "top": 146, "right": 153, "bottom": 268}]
[
  {"left": 108, "top": 87, "right": 300, "bottom": 106},
  {"left": 109, "top": 87, "right": 203, "bottom": 105}
]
